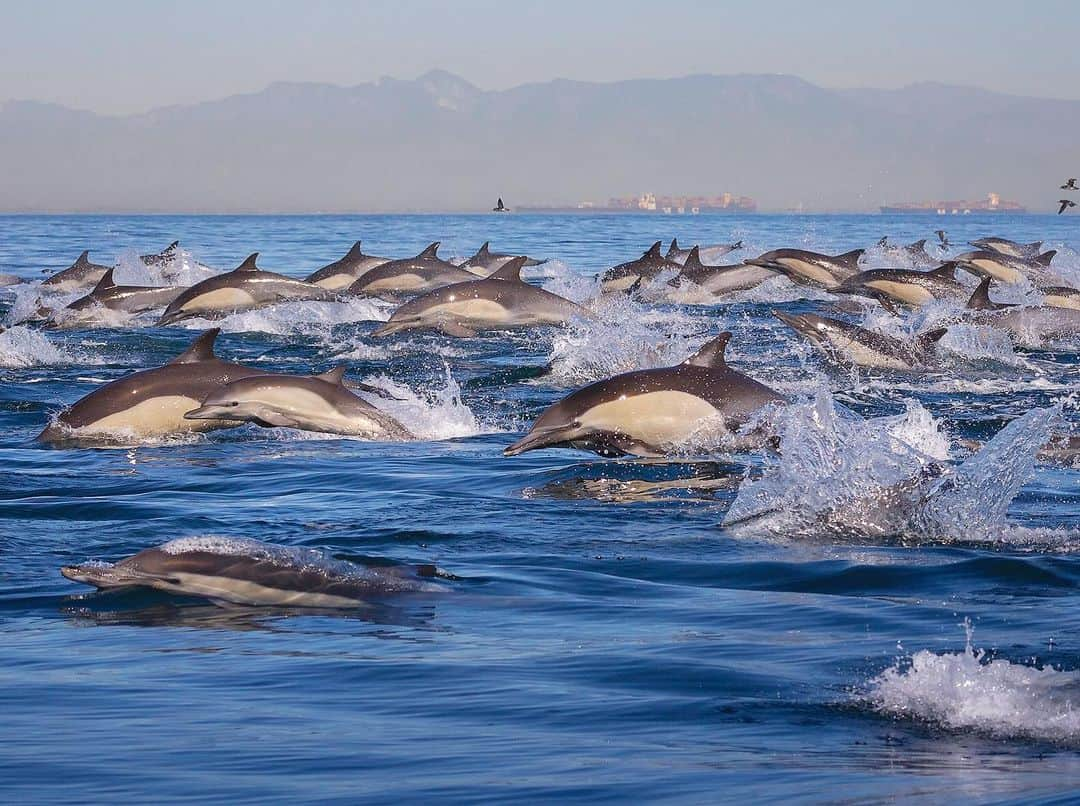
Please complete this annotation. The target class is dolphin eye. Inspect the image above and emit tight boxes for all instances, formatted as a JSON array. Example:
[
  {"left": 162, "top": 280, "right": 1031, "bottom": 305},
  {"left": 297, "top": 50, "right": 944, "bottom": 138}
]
[{"left": 229, "top": 401, "right": 239, "bottom": 407}]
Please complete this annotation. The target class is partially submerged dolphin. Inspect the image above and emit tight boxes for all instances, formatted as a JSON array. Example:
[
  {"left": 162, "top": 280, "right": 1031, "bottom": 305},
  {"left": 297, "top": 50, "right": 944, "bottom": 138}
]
[
  {"left": 772, "top": 310, "right": 947, "bottom": 370},
  {"left": 670, "top": 246, "right": 776, "bottom": 297},
  {"left": 140, "top": 241, "right": 180, "bottom": 268},
  {"left": 744, "top": 248, "right": 864, "bottom": 289},
  {"left": 158, "top": 253, "right": 330, "bottom": 325},
  {"left": 461, "top": 241, "right": 547, "bottom": 274},
  {"left": 952, "top": 249, "right": 1059, "bottom": 285},
  {"left": 1041, "top": 286, "right": 1080, "bottom": 310},
  {"left": 504, "top": 332, "right": 783, "bottom": 458},
  {"left": 41, "top": 250, "right": 112, "bottom": 292},
  {"left": 63, "top": 269, "right": 186, "bottom": 317},
  {"left": 38, "top": 328, "right": 263, "bottom": 444},
  {"left": 600, "top": 241, "right": 683, "bottom": 292},
  {"left": 185, "top": 365, "right": 412, "bottom": 439},
  {"left": 348, "top": 242, "right": 478, "bottom": 299},
  {"left": 304, "top": 241, "right": 391, "bottom": 291},
  {"left": 964, "top": 277, "right": 1080, "bottom": 341},
  {"left": 969, "top": 237, "right": 1043, "bottom": 259},
  {"left": 666, "top": 238, "right": 744, "bottom": 265},
  {"left": 371, "top": 257, "right": 586, "bottom": 338},
  {"left": 835, "top": 263, "right": 967, "bottom": 306},
  {"left": 876, "top": 237, "right": 936, "bottom": 266},
  {"left": 61, "top": 536, "right": 444, "bottom": 608}
]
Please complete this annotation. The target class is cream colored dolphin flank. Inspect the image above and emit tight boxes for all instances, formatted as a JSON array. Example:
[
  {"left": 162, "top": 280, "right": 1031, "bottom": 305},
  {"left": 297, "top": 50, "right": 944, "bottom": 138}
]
[
  {"left": 504, "top": 332, "right": 783, "bottom": 458},
  {"left": 41, "top": 250, "right": 112, "bottom": 292},
  {"left": 743, "top": 248, "right": 864, "bottom": 289}
]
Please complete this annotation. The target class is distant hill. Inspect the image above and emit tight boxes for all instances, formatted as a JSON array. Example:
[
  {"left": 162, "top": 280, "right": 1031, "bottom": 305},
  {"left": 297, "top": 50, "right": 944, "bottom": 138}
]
[{"left": 1, "top": 70, "right": 1076, "bottom": 213}]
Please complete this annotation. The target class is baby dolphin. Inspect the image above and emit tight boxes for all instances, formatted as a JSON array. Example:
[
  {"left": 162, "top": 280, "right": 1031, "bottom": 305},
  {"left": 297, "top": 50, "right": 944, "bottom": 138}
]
[
  {"left": 772, "top": 310, "right": 947, "bottom": 370},
  {"left": 348, "top": 242, "right": 478, "bottom": 299},
  {"left": 835, "top": 262, "right": 967, "bottom": 307},
  {"left": 504, "top": 332, "right": 783, "bottom": 458},
  {"left": 371, "top": 257, "right": 586, "bottom": 338},
  {"left": 968, "top": 237, "right": 1043, "bottom": 259},
  {"left": 952, "top": 249, "right": 1059, "bottom": 285},
  {"left": 670, "top": 246, "right": 776, "bottom": 297},
  {"left": 63, "top": 269, "right": 186, "bottom": 317},
  {"left": 61, "top": 537, "right": 444, "bottom": 608},
  {"left": 41, "top": 250, "right": 112, "bottom": 293},
  {"left": 38, "top": 328, "right": 263, "bottom": 444},
  {"left": 964, "top": 277, "right": 1080, "bottom": 341},
  {"left": 185, "top": 365, "right": 412, "bottom": 440},
  {"left": 304, "top": 241, "right": 391, "bottom": 291},
  {"left": 158, "top": 253, "right": 331, "bottom": 325},
  {"left": 666, "top": 238, "right": 744, "bottom": 265},
  {"left": 744, "top": 248, "right": 864, "bottom": 289},
  {"left": 600, "top": 241, "right": 683, "bottom": 292},
  {"left": 461, "top": 241, "right": 547, "bottom": 275}
]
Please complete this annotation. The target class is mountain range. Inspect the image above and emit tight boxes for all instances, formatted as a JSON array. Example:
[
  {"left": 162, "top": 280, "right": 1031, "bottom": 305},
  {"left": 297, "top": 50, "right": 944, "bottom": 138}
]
[{"left": 2, "top": 70, "right": 1076, "bottom": 213}]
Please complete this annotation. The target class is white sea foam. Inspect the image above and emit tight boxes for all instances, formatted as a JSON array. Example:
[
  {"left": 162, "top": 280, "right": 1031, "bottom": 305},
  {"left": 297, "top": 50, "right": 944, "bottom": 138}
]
[
  {"left": 113, "top": 246, "right": 218, "bottom": 287},
  {"left": 0, "top": 326, "right": 82, "bottom": 367},
  {"left": 358, "top": 366, "right": 500, "bottom": 440},
  {"left": 175, "top": 297, "right": 388, "bottom": 335},
  {"left": 867, "top": 622, "right": 1080, "bottom": 745}
]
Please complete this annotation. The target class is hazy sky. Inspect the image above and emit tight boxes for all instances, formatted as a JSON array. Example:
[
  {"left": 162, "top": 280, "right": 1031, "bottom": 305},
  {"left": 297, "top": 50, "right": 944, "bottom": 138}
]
[{"left": 4, "top": 0, "right": 1080, "bottom": 114}]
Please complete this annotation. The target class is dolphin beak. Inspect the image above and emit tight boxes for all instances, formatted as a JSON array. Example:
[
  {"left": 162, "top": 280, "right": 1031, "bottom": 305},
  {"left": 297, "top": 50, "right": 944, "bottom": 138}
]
[
  {"left": 771, "top": 309, "right": 812, "bottom": 336},
  {"left": 504, "top": 424, "right": 576, "bottom": 456},
  {"left": 157, "top": 310, "right": 182, "bottom": 326},
  {"left": 369, "top": 322, "right": 400, "bottom": 338},
  {"left": 184, "top": 405, "right": 226, "bottom": 420}
]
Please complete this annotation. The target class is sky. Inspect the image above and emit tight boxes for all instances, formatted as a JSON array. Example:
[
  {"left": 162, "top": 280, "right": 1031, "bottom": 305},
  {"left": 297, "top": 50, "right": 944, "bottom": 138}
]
[{"left": 4, "top": 0, "right": 1080, "bottom": 114}]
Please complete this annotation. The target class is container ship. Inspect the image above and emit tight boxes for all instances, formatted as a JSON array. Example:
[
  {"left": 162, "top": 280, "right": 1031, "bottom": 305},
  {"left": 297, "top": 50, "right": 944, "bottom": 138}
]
[
  {"left": 520, "top": 192, "right": 756, "bottom": 214},
  {"left": 880, "top": 192, "right": 1025, "bottom": 215}
]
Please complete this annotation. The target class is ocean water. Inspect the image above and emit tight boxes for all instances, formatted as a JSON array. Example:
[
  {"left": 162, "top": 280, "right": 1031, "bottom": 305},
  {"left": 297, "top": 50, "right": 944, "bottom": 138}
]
[{"left": 1, "top": 213, "right": 1078, "bottom": 803}]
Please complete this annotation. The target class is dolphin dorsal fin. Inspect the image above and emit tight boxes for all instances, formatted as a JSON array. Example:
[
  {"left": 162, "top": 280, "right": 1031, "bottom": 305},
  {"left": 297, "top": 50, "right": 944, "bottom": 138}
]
[
  {"left": 234, "top": 253, "right": 260, "bottom": 272},
  {"left": 488, "top": 256, "right": 527, "bottom": 282},
  {"left": 164, "top": 240, "right": 180, "bottom": 252},
  {"left": 171, "top": 328, "right": 220, "bottom": 364},
  {"left": 877, "top": 236, "right": 888, "bottom": 248},
  {"left": 1034, "top": 250, "right": 1057, "bottom": 266},
  {"left": 344, "top": 241, "right": 365, "bottom": 260},
  {"left": 928, "top": 261, "right": 958, "bottom": 280},
  {"left": 1029, "top": 241, "right": 1043, "bottom": 251},
  {"left": 682, "top": 246, "right": 704, "bottom": 271},
  {"left": 910, "top": 239, "right": 927, "bottom": 250},
  {"left": 645, "top": 241, "right": 663, "bottom": 258},
  {"left": 966, "top": 277, "right": 1002, "bottom": 311},
  {"left": 316, "top": 364, "right": 348, "bottom": 385},
  {"left": 417, "top": 242, "right": 441, "bottom": 259},
  {"left": 684, "top": 332, "right": 731, "bottom": 369},
  {"left": 835, "top": 248, "right": 865, "bottom": 265},
  {"left": 476, "top": 241, "right": 491, "bottom": 258},
  {"left": 666, "top": 238, "right": 681, "bottom": 257},
  {"left": 75, "top": 250, "right": 91, "bottom": 265},
  {"left": 90, "top": 268, "right": 117, "bottom": 295},
  {"left": 916, "top": 327, "right": 948, "bottom": 351}
]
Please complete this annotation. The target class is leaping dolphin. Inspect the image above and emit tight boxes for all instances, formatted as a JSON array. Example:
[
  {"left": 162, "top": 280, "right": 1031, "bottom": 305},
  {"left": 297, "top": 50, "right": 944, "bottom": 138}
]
[
  {"left": 875, "top": 238, "right": 936, "bottom": 266},
  {"left": 304, "top": 241, "right": 391, "bottom": 291},
  {"left": 772, "top": 310, "right": 947, "bottom": 370},
  {"left": 600, "top": 241, "right": 683, "bottom": 292},
  {"left": 952, "top": 249, "right": 1059, "bottom": 285},
  {"left": 744, "top": 248, "right": 864, "bottom": 289},
  {"left": 504, "top": 332, "right": 783, "bottom": 458},
  {"left": 348, "top": 242, "right": 479, "bottom": 299},
  {"left": 835, "top": 263, "right": 967, "bottom": 307},
  {"left": 38, "top": 328, "right": 264, "bottom": 444},
  {"left": 41, "top": 250, "right": 112, "bottom": 293},
  {"left": 461, "top": 242, "right": 547, "bottom": 275},
  {"left": 371, "top": 257, "right": 587, "bottom": 338},
  {"left": 666, "top": 238, "right": 744, "bottom": 265},
  {"left": 968, "top": 237, "right": 1043, "bottom": 259},
  {"left": 140, "top": 241, "right": 180, "bottom": 268},
  {"left": 670, "top": 246, "right": 776, "bottom": 297},
  {"left": 157, "top": 253, "right": 331, "bottom": 325},
  {"left": 63, "top": 269, "right": 186, "bottom": 317},
  {"left": 964, "top": 277, "right": 1080, "bottom": 341},
  {"left": 185, "top": 365, "right": 412, "bottom": 440},
  {"left": 61, "top": 537, "right": 444, "bottom": 608}
]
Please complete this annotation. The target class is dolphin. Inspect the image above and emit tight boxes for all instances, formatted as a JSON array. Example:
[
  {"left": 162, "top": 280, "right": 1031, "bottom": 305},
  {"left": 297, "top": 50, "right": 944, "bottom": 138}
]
[
  {"left": 952, "top": 249, "right": 1059, "bottom": 285},
  {"left": 184, "top": 365, "right": 412, "bottom": 439},
  {"left": 304, "top": 241, "right": 391, "bottom": 291},
  {"left": 666, "top": 238, "right": 744, "bottom": 265},
  {"left": 0, "top": 273, "right": 24, "bottom": 288},
  {"left": 835, "top": 263, "right": 967, "bottom": 306},
  {"left": 1041, "top": 286, "right": 1080, "bottom": 310},
  {"left": 969, "top": 237, "right": 1043, "bottom": 259},
  {"left": 964, "top": 277, "right": 1080, "bottom": 341},
  {"left": 157, "top": 253, "right": 331, "bottom": 325},
  {"left": 743, "top": 248, "right": 864, "bottom": 289},
  {"left": 600, "top": 241, "right": 683, "bottom": 292},
  {"left": 371, "top": 257, "right": 586, "bottom": 338},
  {"left": 876, "top": 237, "right": 936, "bottom": 266},
  {"left": 669, "top": 247, "right": 776, "bottom": 297},
  {"left": 461, "top": 242, "right": 547, "bottom": 275},
  {"left": 63, "top": 269, "right": 186, "bottom": 317},
  {"left": 140, "top": 241, "right": 180, "bottom": 268},
  {"left": 504, "top": 332, "right": 783, "bottom": 458},
  {"left": 60, "top": 537, "right": 443, "bottom": 608},
  {"left": 772, "top": 310, "right": 947, "bottom": 370},
  {"left": 41, "top": 250, "right": 112, "bottom": 292},
  {"left": 38, "top": 328, "right": 264, "bottom": 444},
  {"left": 348, "top": 242, "right": 478, "bottom": 299}
]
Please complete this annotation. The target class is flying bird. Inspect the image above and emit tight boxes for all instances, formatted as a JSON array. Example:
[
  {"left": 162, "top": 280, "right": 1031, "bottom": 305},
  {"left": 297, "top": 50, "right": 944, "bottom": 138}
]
[
  {"left": 1061, "top": 178, "right": 1078, "bottom": 191},
  {"left": 1058, "top": 199, "right": 1076, "bottom": 215},
  {"left": 935, "top": 230, "right": 949, "bottom": 248}
]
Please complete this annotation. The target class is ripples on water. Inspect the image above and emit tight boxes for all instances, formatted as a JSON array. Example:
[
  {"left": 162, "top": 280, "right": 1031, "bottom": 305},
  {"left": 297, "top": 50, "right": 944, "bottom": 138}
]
[{"left": 1, "top": 214, "right": 1078, "bottom": 801}]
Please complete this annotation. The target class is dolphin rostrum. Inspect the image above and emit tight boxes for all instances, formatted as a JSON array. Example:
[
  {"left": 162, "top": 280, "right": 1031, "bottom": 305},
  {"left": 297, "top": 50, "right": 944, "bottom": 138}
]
[
  {"left": 157, "top": 253, "right": 331, "bottom": 325},
  {"left": 347, "top": 242, "right": 479, "bottom": 299},
  {"left": 185, "top": 365, "right": 412, "bottom": 439},
  {"left": 304, "top": 241, "right": 391, "bottom": 290},
  {"left": 835, "top": 263, "right": 967, "bottom": 306},
  {"left": 371, "top": 257, "right": 586, "bottom": 338},
  {"left": 772, "top": 310, "right": 947, "bottom": 370},
  {"left": 461, "top": 242, "right": 547, "bottom": 275},
  {"left": 41, "top": 250, "right": 112, "bottom": 292},
  {"left": 670, "top": 246, "right": 776, "bottom": 297},
  {"left": 63, "top": 269, "right": 186, "bottom": 317},
  {"left": 38, "top": 328, "right": 263, "bottom": 444},
  {"left": 61, "top": 537, "right": 444, "bottom": 608},
  {"left": 952, "top": 249, "right": 1059, "bottom": 285},
  {"left": 968, "top": 237, "right": 1043, "bottom": 259},
  {"left": 600, "top": 241, "right": 684, "bottom": 292},
  {"left": 666, "top": 238, "right": 744, "bottom": 265},
  {"left": 744, "top": 248, "right": 864, "bottom": 289},
  {"left": 504, "top": 332, "right": 783, "bottom": 458}
]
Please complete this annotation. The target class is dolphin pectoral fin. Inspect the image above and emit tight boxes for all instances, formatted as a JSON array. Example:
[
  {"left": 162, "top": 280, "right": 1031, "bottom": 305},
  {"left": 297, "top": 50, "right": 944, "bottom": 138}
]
[
  {"left": 583, "top": 431, "right": 664, "bottom": 458},
  {"left": 438, "top": 322, "right": 478, "bottom": 338}
]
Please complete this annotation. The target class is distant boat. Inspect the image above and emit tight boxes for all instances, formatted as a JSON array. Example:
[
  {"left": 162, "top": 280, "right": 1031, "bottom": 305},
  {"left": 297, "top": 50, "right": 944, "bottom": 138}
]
[{"left": 493, "top": 197, "right": 510, "bottom": 213}]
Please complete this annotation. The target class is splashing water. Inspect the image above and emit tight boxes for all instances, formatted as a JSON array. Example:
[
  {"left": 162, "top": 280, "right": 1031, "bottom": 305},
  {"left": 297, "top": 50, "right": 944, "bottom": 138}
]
[
  {"left": 0, "top": 326, "right": 81, "bottom": 367},
  {"left": 358, "top": 366, "right": 499, "bottom": 440},
  {"left": 175, "top": 297, "right": 389, "bottom": 336},
  {"left": 113, "top": 247, "right": 218, "bottom": 287},
  {"left": 867, "top": 620, "right": 1080, "bottom": 745}
]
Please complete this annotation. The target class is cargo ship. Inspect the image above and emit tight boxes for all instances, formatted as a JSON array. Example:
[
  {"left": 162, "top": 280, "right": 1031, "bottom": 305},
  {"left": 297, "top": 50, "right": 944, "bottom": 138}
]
[
  {"left": 520, "top": 192, "right": 756, "bottom": 214},
  {"left": 880, "top": 192, "right": 1025, "bottom": 215}
]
